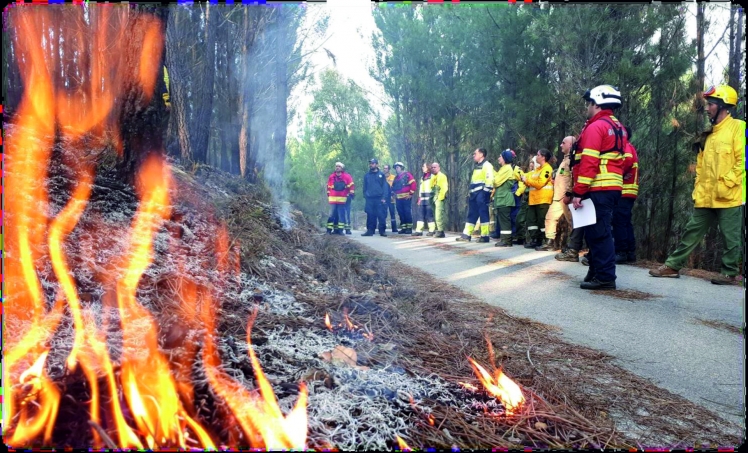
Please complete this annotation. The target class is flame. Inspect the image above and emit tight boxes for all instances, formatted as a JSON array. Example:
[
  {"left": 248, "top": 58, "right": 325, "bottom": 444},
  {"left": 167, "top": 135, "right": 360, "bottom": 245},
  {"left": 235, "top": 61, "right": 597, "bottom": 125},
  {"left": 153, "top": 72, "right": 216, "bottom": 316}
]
[
  {"left": 466, "top": 358, "right": 525, "bottom": 415},
  {"left": 201, "top": 302, "right": 308, "bottom": 449},
  {"left": 325, "top": 313, "right": 333, "bottom": 330},
  {"left": 396, "top": 435, "right": 412, "bottom": 451}
]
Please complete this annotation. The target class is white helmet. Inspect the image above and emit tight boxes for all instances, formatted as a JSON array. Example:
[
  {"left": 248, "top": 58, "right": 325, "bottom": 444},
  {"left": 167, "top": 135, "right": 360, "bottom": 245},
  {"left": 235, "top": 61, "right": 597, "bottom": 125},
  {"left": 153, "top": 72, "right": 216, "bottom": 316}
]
[
  {"left": 394, "top": 162, "right": 405, "bottom": 169},
  {"left": 583, "top": 85, "right": 622, "bottom": 108}
]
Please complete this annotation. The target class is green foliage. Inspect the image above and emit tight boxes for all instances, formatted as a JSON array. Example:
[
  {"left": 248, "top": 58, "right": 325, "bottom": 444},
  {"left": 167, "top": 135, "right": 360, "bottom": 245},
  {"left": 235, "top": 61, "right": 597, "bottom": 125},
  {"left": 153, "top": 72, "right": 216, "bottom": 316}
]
[{"left": 286, "top": 69, "right": 387, "bottom": 224}]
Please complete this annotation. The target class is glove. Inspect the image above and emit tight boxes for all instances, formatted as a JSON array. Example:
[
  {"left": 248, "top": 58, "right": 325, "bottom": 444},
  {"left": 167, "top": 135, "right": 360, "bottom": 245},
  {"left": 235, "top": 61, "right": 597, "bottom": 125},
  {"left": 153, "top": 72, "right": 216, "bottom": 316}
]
[{"left": 348, "top": 193, "right": 355, "bottom": 200}]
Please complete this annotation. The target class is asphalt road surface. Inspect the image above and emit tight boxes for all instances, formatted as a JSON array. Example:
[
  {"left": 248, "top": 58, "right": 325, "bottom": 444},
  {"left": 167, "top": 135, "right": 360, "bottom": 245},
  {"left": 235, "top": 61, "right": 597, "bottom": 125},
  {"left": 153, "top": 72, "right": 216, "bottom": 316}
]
[{"left": 350, "top": 230, "right": 745, "bottom": 426}]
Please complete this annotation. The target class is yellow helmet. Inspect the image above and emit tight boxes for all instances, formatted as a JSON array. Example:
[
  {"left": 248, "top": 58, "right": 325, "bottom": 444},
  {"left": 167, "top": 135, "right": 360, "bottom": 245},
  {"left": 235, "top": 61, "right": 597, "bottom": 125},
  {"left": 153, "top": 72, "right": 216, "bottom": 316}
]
[{"left": 703, "top": 85, "right": 738, "bottom": 106}]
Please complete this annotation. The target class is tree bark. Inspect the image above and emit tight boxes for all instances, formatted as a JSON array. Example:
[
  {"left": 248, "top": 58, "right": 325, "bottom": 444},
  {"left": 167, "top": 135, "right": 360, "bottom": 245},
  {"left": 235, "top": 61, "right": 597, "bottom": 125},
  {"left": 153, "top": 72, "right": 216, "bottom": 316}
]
[{"left": 117, "top": 6, "right": 170, "bottom": 184}]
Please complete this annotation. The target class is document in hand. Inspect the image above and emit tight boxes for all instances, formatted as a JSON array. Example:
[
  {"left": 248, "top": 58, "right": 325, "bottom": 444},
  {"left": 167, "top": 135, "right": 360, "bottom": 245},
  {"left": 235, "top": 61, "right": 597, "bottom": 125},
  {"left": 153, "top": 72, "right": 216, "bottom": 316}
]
[{"left": 568, "top": 199, "right": 597, "bottom": 228}]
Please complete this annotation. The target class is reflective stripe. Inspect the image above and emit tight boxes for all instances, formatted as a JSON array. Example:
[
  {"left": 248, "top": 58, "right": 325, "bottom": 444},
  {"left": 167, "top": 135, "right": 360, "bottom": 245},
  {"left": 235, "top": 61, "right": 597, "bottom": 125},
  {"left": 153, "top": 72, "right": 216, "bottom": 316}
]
[
  {"left": 582, "top": 148, "right": 601, "bottom": 158},
  {"left": 396, "top": 193, "right": 412, "bottom": 199},
  {"left": 577, "top": 176, "right": 594, "bottom": 184},
  {"left": 470, "top": 186, "right": 484, "bottom": 193},
  {"left": 328, "top": 196, "right": 347, "bottom": 203},
  {"left": 500, "top": 230, "right": 512, "bottom": 234},
  {"left": 527, "top": 226, "right": 539, "bottom": 230}
]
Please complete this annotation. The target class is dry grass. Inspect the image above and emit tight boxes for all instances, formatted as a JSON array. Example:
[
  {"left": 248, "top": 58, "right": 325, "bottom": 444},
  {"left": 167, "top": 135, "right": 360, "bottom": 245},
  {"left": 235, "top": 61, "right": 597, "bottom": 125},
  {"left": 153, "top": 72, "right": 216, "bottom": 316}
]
[
  {"left": 591, "top": 289, "right": 661, "bottom": 301},
  {"left": 693, "top": 318, "right": 743, "bottom": 336}
]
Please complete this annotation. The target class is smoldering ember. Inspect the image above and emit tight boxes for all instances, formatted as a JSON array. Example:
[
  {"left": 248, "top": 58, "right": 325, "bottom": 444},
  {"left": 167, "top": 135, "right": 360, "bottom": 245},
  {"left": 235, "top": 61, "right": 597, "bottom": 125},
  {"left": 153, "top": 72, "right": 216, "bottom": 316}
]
[{"left": 1, "top": 2, "right": 744, "bottom": 451}]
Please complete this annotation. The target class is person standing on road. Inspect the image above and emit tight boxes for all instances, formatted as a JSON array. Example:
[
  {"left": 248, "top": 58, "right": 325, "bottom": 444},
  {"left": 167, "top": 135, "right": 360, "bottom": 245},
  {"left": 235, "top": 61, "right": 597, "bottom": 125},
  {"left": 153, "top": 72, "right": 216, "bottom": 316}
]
[
  {"left": 457, "top": 148, "right": 494, "bottom": 243},
  {"left": 341, "top": 165, "right": 356, "bottom": 235},
  {"left": 511, "top": 153, "right": 527, "bottom": 244},
  {"left": 392, "top": 162, "right": 417, "bottom": 234},
  {"left": 326, "top": 162, "right": 354, "bottom": 235},
  {"left": 556, "top": 136, "right": 585, "bottom": 263},
  {"left": 413, "top": 163, "right": 436, "bottom": 236},
  {"left": 649, "top": 85, "right": 745, "bottom": 285},
  {"left": 382, "top": 164, "right": 398, "bottom": 233},
  {"left": 612, "top": 126, "right": 639, "bottom": 263},
  {"left": 493, "top": 150, "right": 517, "bottom": 247},
  {"left": 521, "top": 149, "right": 554, "bottom": 249},
  {"left": 537, "top": 137, "right": 574, "bottom": 251},
  {"left": 568, "top": 85, "right": 627, "bottom": 290},
  {"left": 430, "top": 162, "right": 449, "bottom": 238},
  {"left": 361, "top": 158, "right": 389, "bottom": 237}
]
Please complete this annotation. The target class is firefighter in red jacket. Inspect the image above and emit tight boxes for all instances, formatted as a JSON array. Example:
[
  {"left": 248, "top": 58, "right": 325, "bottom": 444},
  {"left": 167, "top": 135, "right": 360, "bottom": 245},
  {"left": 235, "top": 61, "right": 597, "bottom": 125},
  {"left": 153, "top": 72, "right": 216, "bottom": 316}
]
[
  {"left": 392, "top": 162, "right": 417, "bottom": 234},
  {"left": 567, "top": 85, "right": 628, "bottom": 290},
  {"left": 326, "top": 162, "right": 354, "bottom": 235},
  {"left": 613, "top": 126, "right": 639, "bottom": 264}
]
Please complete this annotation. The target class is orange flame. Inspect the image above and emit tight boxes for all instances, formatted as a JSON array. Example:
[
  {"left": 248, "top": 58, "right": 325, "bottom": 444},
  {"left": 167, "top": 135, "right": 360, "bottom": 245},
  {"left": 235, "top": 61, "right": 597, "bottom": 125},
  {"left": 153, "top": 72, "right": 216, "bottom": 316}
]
[
  {"left": 466, "top": 358, "right": 525, "bottom": 415},
  {"left": 396, "top": 435, "right": 412, "bottom": 451},
  {"left": 325, "top": 313, "right": 333, "bottom": 330}
]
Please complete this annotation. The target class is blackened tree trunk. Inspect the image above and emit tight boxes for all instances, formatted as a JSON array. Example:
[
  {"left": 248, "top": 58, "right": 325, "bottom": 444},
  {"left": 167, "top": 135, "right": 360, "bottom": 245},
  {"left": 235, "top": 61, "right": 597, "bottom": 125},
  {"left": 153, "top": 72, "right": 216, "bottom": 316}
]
[{"left": 118, "top": 6, "right": 170, "bottom": 183}]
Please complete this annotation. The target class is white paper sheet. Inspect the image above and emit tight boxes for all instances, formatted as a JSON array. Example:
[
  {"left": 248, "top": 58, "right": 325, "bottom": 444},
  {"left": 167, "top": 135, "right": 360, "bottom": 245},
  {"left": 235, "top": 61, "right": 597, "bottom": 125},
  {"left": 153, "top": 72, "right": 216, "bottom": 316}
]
[{"left": 568, "top": 199, "right": 597, "bottom": 228}]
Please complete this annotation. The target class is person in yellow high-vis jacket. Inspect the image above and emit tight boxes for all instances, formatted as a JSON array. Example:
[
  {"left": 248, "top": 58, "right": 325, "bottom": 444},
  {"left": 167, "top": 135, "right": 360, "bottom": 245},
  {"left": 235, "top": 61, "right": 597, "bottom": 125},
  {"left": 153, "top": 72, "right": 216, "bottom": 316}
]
[
  {"left": 413, "top": 163, "right": 435, "bottom": 236},
  {"left": 430, "top": 162, "right": 449, "bottom": 238},
  {"left": 457, "top": 148, "right": 494, "bottom": 243},
  {"left": 650, "top": 85, "right": 745, "bottom": 285},
  {"left": 521, "top": 149, "right": 554, "bottom": 249}
]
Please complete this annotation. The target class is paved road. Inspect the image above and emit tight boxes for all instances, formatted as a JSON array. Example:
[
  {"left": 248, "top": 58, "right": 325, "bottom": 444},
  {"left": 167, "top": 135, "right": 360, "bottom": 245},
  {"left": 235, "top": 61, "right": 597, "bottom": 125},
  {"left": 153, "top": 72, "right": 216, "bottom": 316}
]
[{"left": 350, "top": 231, "right": 745, "bottom": 425}]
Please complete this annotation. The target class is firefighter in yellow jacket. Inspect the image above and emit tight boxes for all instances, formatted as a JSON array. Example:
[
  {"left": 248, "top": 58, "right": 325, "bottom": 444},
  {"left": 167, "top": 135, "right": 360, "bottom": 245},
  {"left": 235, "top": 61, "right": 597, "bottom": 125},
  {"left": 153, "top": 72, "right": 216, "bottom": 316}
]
[
  {"left": 537, "top": 137, "right": 574, "bottom": 251},
  {"left": 650, "top": 85, "right": 745, "bottom": 285},
  {"left": 520, "top": 149, "right": 554, "bottom": 249},
  {"left": 457, "top": 148, "right": 494, "bottom": 243},
  {"left": 430, "top": 162, "right": 449, "bottom": 238}
]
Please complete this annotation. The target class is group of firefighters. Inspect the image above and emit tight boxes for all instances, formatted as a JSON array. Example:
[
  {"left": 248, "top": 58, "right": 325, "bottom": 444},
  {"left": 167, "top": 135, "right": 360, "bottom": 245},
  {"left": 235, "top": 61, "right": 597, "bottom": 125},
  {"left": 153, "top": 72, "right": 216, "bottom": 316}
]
[{"left": 326, "top": 84, "right": 745, "bottom": 289}]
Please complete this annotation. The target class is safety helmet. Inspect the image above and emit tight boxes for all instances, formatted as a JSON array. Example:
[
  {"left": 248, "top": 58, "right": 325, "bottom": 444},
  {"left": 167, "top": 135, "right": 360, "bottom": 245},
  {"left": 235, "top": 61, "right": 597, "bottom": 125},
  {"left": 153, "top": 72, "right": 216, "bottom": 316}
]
[
  {"left": 703, "top": 85, "right": 738, "bottom": 107},
  {"left": 393, "top": 162, "right": 405, "bottom": 169},
  {"left": 583, "top": 85, "right": 622, "bottom": 108}
]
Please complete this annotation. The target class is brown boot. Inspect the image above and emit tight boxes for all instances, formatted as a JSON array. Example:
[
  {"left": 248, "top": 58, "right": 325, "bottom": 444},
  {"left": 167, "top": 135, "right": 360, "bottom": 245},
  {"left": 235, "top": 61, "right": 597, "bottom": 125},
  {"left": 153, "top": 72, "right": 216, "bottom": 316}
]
[
  {"left": 555, "top": 249, "right": 579, "bottom": 262},
  {"left": 535, "top": 239, "right": 556, "bottom": 251},
  {"left": 649, "top": 265, "right": 679, "bottom": 278}
]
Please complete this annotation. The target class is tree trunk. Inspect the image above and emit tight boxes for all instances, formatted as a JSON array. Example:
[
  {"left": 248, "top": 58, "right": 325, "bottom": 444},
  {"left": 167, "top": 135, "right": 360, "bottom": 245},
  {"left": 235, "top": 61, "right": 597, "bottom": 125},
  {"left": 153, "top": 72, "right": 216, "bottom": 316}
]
[
  {"left": 191, "top": 2, "right": 216, "bottom": 164},
  {"left": 238, "top": 8, "right": 251, "bottom": 179},
  {"left": 117, "top": 6, "right": 170, "bottom": 184}
]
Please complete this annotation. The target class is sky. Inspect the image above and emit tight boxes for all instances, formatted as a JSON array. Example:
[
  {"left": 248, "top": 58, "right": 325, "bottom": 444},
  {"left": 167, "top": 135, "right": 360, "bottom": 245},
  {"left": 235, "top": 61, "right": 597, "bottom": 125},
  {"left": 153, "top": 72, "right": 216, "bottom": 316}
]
[{"left": 288, "top": 1, "right": 742, "bottom": 139}]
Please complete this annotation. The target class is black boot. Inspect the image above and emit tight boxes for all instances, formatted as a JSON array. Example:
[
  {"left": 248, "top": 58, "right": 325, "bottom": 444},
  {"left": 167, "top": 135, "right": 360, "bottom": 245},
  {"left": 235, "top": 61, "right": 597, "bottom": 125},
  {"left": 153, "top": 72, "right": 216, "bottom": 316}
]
[
  {"left": 361, "top": 231, "right": 374, "bottom": 237},
  {"left": 615, "top": 253, "right": 628, "bottom": 264},
  {"left": 379, "top": 231, "right": 387, "bottom": 237},
  {"left": 524, "top": 239, "right": 540, "bottom": 249},
  {"left": 477, "top": 236, "right": 490, "bottom": 243},
  {"left": 345, "top": 229, "right": 352, "bottom": 235},
  {"left": 626, "top": 251, "right": 637, "bottom": 263},
  {"left": 435, "top": 231, "right": 446, "bottom": 238},
  {"left": 412, "top": 231, "right": 423, "bottom": 237},
  {"left": 456, "top": 234, "right": 471, "bottom": 242},
  {"left": 426, "top": 231, "right": 435, "bottom": 237},
  {"left": 513, "top": 238, "right": 525, "bottom": 245},
  {"left": 535, "top": 239, "right": 555, "bottom": 251},
  {"left": 580, "top": 278, "right": 616, "bottom": 290},
  {"left": 584, "top": 268, "right": 595, "bottom": 282}
]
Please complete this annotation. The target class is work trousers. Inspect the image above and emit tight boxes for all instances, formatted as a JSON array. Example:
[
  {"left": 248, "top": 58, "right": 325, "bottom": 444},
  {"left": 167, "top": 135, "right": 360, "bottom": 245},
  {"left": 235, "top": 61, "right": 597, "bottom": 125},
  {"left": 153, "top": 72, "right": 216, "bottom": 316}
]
[
  {"left": 583, "top": 191, "right": 621, "bottom": 282},
  {"left": 386, "top": 200, "right": 397, "bottom": 229},
  {"left": 612, "top": 197, "right": 635, "bottom": 254},
  {"left": 434, "top": 199, "right": 446, "bottom": 232},
  {"left": 568, "top": 227, "right": 585, "bottom": 251},
  {"left": 364, "top": 198, "right": 387, "bottom": 234},
  {"left": 326, "top": 204, "right": 347, "bottom": 232},
  {"left": 496, "top": 206, "right": 513, "bottom": 243},
  {"left": 526, "top": 203, "right": 550, "bottom": 242},
  {"left": 343, "top": 196, "right": 353, "bottom": 230},
  {"left": 510, "top": 198, "right": 521, "bottom": 238},
  {"left": 396, "top": 198, "right": 413, "bottom": 229},
  {"left": 545, "top": 199, "right": 572, "bottom": 239},
  {"left": 415, "top": 203, "right": 435, "bottom": 232},
  {"left": 464, "top": 192, "right": 490, "bottom": 237},
  {"left": 665, "top": 206, "right": 743, "bottom": 276},
  {"left": 515, "top": 197, "right": 528, "bottom": 241}
]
